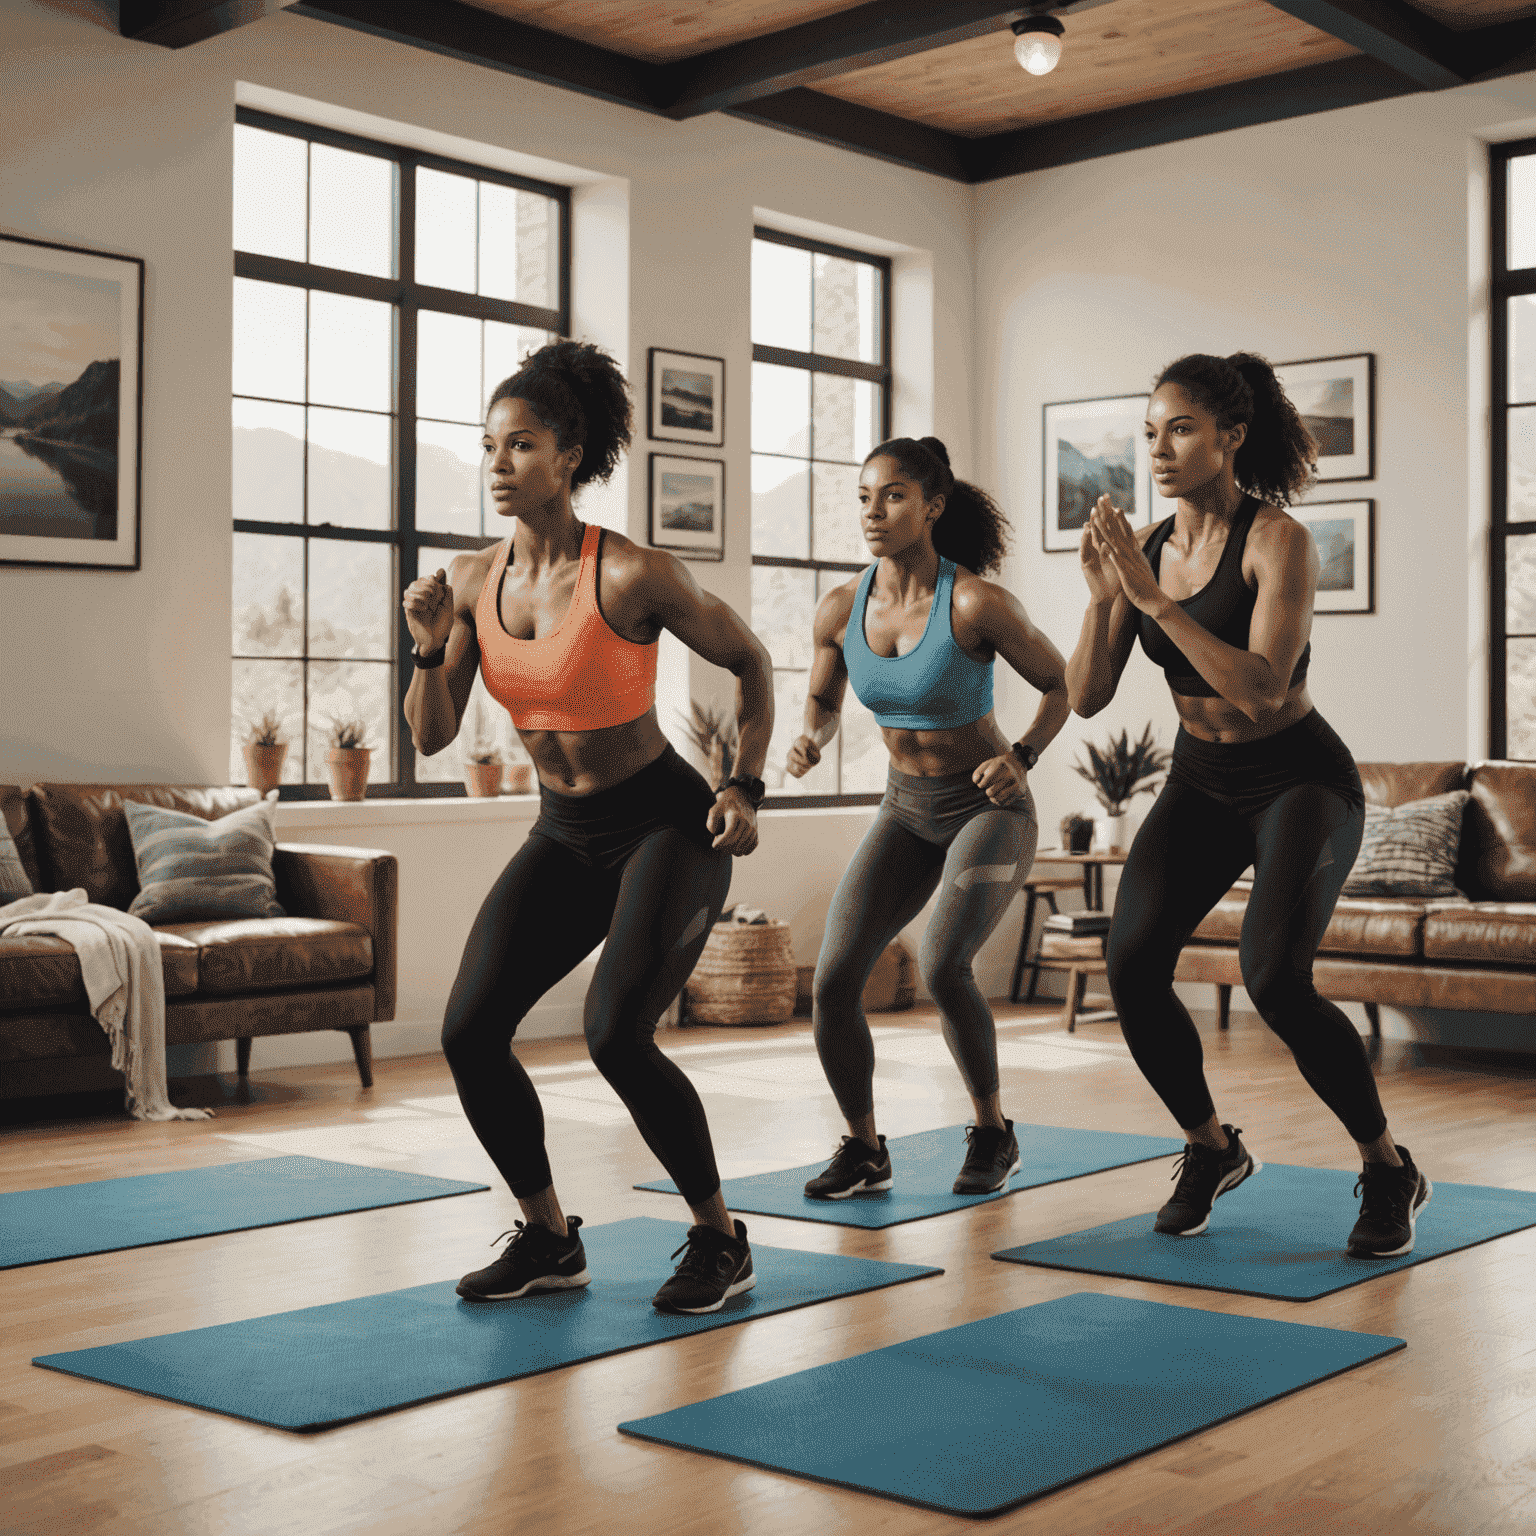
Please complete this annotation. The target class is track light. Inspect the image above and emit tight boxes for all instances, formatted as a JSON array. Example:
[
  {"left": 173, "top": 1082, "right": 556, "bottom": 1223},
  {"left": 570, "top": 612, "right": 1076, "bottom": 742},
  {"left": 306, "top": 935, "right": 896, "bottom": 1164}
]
[{"left": 1012, "top": 14, "right": 1065, "bottom": 76}]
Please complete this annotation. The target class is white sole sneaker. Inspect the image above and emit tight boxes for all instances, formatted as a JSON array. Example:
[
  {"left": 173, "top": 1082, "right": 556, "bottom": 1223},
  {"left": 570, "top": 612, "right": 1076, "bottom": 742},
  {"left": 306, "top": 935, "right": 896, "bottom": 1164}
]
[
  {"left": 1162, "top": 1154, "right": 1263, "bottom": 1237},
  {"left": 1352, "top": 1178, "right": 1433, "bottom": 1259},
  {"left": 814, "top": 1174, "right": 894, "bottom": 1200},
  {"left": 460, "top": 1267, "right": 592, "bottom": 1301},
  {"left": 663, "top": 1269, "right": 757, "bottom": 1316}
]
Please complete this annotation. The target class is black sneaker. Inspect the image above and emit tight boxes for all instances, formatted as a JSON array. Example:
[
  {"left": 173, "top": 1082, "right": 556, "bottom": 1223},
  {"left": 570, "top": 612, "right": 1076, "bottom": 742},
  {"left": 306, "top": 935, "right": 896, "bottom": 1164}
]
[
  {"left": 804, "top": 1135, "right": 893, "bottom": 1199},
  {"left": 652, "top": 1220, "right": 755, "bottom": 1315},
  {"left": 953, "top": 1120, "right": 1021, "bottom": 1195},
  {"left": 455, "top": 1216, "right": 590, "bottom": 1301},
  {"left": 1348, "top": 1145, "right": 1432, "bottom": 1258},
  {"left": 1155, "top": 1126, "right": 1261, "bottom": 1235}
]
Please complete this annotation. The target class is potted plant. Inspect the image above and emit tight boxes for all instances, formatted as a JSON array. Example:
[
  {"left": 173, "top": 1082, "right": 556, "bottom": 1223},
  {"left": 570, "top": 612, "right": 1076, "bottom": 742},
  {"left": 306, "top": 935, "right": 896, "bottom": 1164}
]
[
  {"left": 678, "top": 699, "right": 738, "bottom": 790},
  {"left": 461, "top": 699, "right": 504, "bottom": 797},
  {"left": 1071, "top": 724, "right": 1171, "bottom": 852},
  {"left": 324, "top": 715, "right": 373, "bottom": 802},
  {"left": 1059, "top": 812, "right": 1094, "bottom": 854},
  {"left": 243, "top": 709, "right": 288, "bottom": 795},
  {"left": 502, "top": 748, "right": 536, "bottom": 796}
]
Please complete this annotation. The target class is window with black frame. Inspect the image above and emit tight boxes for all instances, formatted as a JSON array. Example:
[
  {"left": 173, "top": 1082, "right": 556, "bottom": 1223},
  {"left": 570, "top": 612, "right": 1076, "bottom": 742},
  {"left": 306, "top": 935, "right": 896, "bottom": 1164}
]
[
  {"left": 750, "top": 227, "right": 892, "bottom": 804},
  {"left": 229, "top": 108, "right": 570, "bottom": 797},
  {"left": 1493, "top": 139, "right": 1536, "bottom": 762}
]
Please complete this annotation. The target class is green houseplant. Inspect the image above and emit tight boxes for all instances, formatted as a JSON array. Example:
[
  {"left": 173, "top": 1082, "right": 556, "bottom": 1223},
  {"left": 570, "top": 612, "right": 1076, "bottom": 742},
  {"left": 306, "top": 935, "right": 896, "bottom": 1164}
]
[
  {"left": 324, "top": 715, "right": 373, "bottom": 802},
  {"left": 1072, "top": 724, "right": 1171, "bottom": 850},
  {"left": 678, "top": 700, "right": 738, "bottom": 791},
  {"left": 243, "top": 709, "right": 289, "bottom": 795},
  {"left": 462, "top": 698, "right": 504, "bottom": 798}
]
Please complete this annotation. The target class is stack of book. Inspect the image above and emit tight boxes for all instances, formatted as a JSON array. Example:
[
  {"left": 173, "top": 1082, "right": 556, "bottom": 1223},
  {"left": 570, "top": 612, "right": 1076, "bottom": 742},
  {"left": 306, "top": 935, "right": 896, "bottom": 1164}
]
[{"left": 1038, "top": 910, "right": 1112, "bottom": 960}]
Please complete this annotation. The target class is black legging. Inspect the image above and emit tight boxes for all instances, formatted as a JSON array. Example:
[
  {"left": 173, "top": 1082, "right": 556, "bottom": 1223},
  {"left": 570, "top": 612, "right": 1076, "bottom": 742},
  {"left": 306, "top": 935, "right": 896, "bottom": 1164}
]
[
  {"left": 1107, "top": 718, "right": 1385, "bottom": 1144},
  {"left": 441, "top": 750, "right": 732, "bottom": 1204}
]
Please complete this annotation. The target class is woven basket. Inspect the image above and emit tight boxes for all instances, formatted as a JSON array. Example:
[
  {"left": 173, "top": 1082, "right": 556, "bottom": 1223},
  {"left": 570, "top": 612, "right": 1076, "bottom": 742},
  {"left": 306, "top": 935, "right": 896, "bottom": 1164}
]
[{"left": 685, "top": 919, "right": 797, "bottom": 1026}]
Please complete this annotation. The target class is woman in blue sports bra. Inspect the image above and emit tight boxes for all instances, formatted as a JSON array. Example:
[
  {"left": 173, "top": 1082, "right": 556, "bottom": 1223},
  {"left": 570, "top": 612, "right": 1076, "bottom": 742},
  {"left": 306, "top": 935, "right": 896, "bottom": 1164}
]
[
  {"left": 786, "top": 436, "right": 1071, "bottom": 1199},
  {"left": 1068, "top": 352, "right": 1429, "bottom": 1262}
]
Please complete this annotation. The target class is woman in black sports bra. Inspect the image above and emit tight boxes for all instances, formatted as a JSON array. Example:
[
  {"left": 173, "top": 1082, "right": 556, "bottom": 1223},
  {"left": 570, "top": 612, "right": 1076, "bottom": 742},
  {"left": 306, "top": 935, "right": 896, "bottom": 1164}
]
[{"left": 1065, "top": 352, "right": 1430, "bottom": 1260}]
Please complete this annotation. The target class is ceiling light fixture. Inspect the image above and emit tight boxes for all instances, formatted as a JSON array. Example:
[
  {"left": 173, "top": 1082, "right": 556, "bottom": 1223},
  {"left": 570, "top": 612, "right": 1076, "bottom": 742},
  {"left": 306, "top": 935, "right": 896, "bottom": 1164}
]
[{"left": 1011, "top": 14, "right": 1065, "bottom": 76}]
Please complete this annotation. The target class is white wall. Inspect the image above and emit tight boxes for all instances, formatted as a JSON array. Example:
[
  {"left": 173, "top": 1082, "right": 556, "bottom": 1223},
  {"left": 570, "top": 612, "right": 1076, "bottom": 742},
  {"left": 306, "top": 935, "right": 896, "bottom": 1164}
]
[
  {"left": 970, "top": 71, "right": 1536, "bottom": 1031},
  {"left": 0, "top": 0, "right": 982, "bottom": 1072}
]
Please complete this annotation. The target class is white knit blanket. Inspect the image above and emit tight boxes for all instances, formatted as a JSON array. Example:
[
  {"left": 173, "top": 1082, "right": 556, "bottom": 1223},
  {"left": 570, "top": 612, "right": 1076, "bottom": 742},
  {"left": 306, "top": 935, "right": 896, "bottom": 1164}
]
[{"left": 0, "top": 888, "right": 211, "bottom": 1121}]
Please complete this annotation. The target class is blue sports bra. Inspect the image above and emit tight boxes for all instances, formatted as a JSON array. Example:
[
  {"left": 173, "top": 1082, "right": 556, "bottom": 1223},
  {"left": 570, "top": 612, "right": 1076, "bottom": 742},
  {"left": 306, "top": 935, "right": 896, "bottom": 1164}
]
[{"left": 842, "top": 558, "right": 994, "bottom": 730}]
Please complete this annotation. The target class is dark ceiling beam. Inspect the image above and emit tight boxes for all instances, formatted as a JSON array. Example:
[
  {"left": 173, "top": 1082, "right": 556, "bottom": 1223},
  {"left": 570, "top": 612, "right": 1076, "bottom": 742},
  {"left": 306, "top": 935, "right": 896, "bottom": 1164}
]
[
  {"left": 284, "top": 0, "right": 664, "bottom": 113},
  {"left": 965, "top": 55, "right": 1425, "bottom": 182},
  {"left": 119, "top": 0, "right": 295, "bottom": 48},
  {"left": 725, "top": 89, "right": 972, "bottom": 181},
  {"left": 1262, "top": 1, "right": 1468, "bottom": 89}
]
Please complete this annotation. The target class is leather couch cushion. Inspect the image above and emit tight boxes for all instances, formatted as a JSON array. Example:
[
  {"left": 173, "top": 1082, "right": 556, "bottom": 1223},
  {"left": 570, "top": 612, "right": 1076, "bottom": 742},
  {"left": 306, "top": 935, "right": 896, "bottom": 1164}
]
[
  {"left": 1460, "top": 763, "right": 1536, "bottom": 901},
  {"left": 1356, "top": 761, "right": 1466, "bottom": 808},
  {"left": 1423, "top": 903, "right": 1536, "bottom": 965},
  {"left": 28, "top": 784, "right": 263, "bottom": 911},
  {"left": 0, "top": 786, "right": 42, "bottom": 892},
  {"left": 0, "top": 928, "right": 201, "bottom": 1007},
  {"left": 1189, "top": 893, "right": 1429, "bottom": 956},
  {"left": 158, "top": 917, "right": 373, "bottom": 995}
]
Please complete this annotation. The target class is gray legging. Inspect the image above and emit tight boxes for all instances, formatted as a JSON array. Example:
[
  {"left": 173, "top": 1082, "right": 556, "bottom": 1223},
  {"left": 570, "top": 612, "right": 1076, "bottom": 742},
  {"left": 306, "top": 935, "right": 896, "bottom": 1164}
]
[{"left": 813, "top": 765, "right": 1039, "bottom": 1119}]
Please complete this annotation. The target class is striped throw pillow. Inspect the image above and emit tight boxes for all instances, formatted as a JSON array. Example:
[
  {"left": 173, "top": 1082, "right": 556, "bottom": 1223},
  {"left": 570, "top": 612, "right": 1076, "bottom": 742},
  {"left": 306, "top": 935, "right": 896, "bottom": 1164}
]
[
  {"left": 1341, "top": 790, "right": 1469, "bottom": 898},
  {"left": 0, "top": 819, "right": 32, "bottom": 899},
  {"left": 123, "top": 795, "right": 286, "bottom": 923}
]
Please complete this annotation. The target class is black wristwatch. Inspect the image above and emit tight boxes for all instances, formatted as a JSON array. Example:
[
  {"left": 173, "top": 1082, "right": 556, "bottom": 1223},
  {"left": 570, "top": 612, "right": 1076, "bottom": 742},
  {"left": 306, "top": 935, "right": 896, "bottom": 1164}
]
[
  {"left": 1010, "top": 741, "right": 1039, "bottom": 771},
  {"left": 412, "top": 642, "right": 446, "bottom": 669},
  {"left": 718, "top": 774, "right": 766, "bottom": 810}
]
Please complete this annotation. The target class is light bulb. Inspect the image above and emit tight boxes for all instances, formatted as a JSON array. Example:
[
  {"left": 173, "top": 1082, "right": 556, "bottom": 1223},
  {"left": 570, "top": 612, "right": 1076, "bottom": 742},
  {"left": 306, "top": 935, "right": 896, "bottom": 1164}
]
[{"left": 1014, "top": 31, "right": 1062, "bottom": 75}]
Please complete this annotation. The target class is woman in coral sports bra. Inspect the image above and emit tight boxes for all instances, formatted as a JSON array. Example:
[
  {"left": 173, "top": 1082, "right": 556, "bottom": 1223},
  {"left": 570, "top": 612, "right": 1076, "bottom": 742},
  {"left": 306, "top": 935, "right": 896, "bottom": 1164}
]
[{"left": 401, "top": 341, "right": 773, "bottom": 1316}]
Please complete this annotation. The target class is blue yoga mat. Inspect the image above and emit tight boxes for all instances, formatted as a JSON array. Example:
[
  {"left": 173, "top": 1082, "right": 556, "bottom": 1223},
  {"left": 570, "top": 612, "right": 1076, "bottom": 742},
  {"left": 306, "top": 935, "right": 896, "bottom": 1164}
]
[
  {"left": 619, "top": 1290, "right": 1404, "bottom": 1517},
  {"left": 635, "top": 1123, "right": 1184, "bottom": 1228},
  {"left": 33, "top": 1216, "right": 940, "bottom": 1431},
  {"left": 1, "top": 1157, "right": 489, "bottom": 1269},
  {"left": 993, "top": 1164, "right": 1536, "bottom": 1301}
]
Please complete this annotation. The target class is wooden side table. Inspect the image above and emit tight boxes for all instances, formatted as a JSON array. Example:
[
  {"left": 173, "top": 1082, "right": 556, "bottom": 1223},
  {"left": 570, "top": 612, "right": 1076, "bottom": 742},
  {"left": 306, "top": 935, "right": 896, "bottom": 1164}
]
[{"left": 1035, "top": 957, "right": 1115, "bottom": 1032}]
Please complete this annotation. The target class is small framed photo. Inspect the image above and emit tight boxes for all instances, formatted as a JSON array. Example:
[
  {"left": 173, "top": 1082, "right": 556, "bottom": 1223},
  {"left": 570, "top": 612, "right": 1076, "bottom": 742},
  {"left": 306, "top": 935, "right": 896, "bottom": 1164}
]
[
  {"left": 649, "top": 454, "right": 724, "bottom": 561},
  {"left": 1294, "top": 499, "right": 1374, "bottom": 613},
  {"left": 648, "top": 348, "right": 724, "bottom": 447},
  {"left": 1, "top": 234, "right": 143, "bottom": 570},
  {"left": 1274, "top": 353, "right": 1374, "bottom": 483},
  {"left": 1042, "top": 394, "right": 1153, "bottom": 552}
]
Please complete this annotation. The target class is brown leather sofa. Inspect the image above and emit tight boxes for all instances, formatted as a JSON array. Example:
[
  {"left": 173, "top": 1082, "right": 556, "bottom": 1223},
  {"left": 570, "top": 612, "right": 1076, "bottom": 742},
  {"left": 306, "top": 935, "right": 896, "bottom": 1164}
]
[
  {"left": 1176, "top": 761, "right": 1536, "bottom": 1034},
  {"left": 0, "top": 783, "right": 398, "bottom": 1099}
]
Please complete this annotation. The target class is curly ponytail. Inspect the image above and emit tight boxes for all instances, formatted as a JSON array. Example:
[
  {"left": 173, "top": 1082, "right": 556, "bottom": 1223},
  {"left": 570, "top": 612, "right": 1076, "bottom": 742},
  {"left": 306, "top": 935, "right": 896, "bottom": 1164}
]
[
  {"left": 488, "top": 339, "right": 633, "bottom": 487},
  {"left": 1154, "top": 351, "right": 1316, "bottom": 506},
  {"left": 864, "top": 436, "right": 1012, "bottom": 576}
]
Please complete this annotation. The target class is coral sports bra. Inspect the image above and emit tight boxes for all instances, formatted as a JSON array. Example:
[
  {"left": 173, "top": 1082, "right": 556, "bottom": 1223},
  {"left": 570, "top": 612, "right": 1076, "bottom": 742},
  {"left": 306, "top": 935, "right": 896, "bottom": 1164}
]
[
  {"left": 476, "top": 523, "right": 657, "bottom": 732},
  {"left": 1137, "top": 495, "right": 1310, "bottom": 698}
]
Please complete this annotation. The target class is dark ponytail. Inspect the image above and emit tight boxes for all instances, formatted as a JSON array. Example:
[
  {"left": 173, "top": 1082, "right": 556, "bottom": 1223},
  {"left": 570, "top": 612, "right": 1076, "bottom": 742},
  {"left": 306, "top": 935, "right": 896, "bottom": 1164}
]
[
  {"left": 864, "top": 436, "right": 1012, "bottom": 576},
  {"left": 1154, "top": 351, "right": 1316, "bottom": 506},
  {"left": 488, "top": 339, "right": 632, "bottom": 487}
]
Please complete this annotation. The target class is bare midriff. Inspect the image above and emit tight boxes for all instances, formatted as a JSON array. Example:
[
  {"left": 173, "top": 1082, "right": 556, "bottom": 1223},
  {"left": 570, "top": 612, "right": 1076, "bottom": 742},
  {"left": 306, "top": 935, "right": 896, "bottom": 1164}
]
[
  {"left": 515, "top": 710, "right": 672, "bottom": 796},
  {"left": 879, "top": 709, "right": 1013, "bottom": 779},
  {"left": 1172, "top": 681, "right": 1314, "bottom": 745}
]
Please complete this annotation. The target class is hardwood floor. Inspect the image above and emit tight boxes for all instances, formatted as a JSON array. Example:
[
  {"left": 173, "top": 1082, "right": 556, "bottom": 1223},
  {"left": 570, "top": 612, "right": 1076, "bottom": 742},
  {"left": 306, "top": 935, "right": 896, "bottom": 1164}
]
[{"left": 2, "top": 1006, "right": 1534, "bottom": 1535}]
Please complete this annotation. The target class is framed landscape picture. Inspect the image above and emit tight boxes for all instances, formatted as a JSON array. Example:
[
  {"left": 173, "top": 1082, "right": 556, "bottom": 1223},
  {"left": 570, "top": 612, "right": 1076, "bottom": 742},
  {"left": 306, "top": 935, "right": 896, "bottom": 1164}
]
[
  {"left": 1275, "top": 353, "right": 1375, "bottom": 483},
  {"left": 1294, "top": 499, "right": 1374, "bottom": 613},
  {"left": 648, "top": 347, "right": 724, "bottom": 447},
  {"left": 0, "top": 234, "right": 143, "bottom": 570},
  {"left": 649, "top": 453, "right": 724, "bottom": 561},
  {"left": 1042, "top": 394, "right": 1153, "bottom": 552}
]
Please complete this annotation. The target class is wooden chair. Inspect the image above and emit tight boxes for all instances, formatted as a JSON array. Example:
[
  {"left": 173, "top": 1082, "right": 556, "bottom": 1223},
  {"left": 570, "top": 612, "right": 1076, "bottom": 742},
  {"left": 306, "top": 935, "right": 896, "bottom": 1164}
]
[{"left": 1008, "top": 876, "right": 1085, "bottom": 1003}]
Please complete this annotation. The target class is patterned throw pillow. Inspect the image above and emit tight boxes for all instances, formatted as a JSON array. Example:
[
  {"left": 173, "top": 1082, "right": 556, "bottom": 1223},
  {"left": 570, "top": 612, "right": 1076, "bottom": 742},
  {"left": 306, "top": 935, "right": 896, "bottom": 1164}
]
[
  {"left": 123, "top": 794, "right": 286, "bottom": 923},
  {"left": 0, "top": 818, "right": 33, "bottom": 899},
  {"left": 1341, "top": 790, "right": 1470, "bottom": 898}
]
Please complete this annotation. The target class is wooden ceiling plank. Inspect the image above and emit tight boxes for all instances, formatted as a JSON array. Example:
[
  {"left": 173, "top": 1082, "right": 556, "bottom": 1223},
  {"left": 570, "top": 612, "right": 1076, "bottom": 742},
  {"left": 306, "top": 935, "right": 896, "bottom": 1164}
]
[
  {"left": 725, "top": 88, "right": 974, "bottom": 180},
  {"left": 662, "top": 1, "right": 1049, "bottom": 118},
  {"left": 284, "top": 0, "right": 664, "bottom": 111},
  {"left": 966, "top": 54, "right": 1423, "bottom": 180},
  {"left": 1262, "top": 0, "right": 1467, "bottom": 87},
  {"left": 120, "top": 0, "right": 294, "bottom": 47}
]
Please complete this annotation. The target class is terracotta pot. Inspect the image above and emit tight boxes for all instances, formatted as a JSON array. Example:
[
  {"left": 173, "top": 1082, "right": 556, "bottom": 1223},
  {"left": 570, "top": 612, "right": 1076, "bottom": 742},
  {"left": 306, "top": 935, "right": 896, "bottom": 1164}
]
[
  {"left": 502, "top": 760, "right": 536, "bottom": 795},
  {"left": 325, "top": 747, "right": 371, "bottom": 801},
  {"left": 243, "top": 741, "right": 288, "bottom": 795},
  {"left": 464, "top": 761, "right": 503, "bottom": 797}
]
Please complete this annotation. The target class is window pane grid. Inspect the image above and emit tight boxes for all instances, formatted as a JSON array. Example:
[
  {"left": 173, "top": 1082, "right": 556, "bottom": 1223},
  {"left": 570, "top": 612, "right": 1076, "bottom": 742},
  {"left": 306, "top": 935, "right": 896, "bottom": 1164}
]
[
  {"left": 751, "top": 229, "right": 891, "bottom": 801},
  {"left": 231, "top": 108, "right": 569, "bottom": 797}
]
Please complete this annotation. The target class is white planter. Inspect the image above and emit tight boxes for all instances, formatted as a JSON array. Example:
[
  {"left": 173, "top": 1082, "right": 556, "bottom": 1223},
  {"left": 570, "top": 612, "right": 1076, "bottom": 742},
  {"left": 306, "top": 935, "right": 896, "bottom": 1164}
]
[{"left": 1094, "top": 813, "right": 1128, "bottom": 853}]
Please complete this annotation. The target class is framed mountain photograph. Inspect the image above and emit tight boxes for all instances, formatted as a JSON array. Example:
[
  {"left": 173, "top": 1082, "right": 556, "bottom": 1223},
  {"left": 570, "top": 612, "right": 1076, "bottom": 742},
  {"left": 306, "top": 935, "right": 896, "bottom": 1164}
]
[
  {"left": 648, "top": 348, "right": 724, "bottom": 447},
  {"left": 0, "top": 234, "right": 143, "bottom": 570},
  {"left": 1293, "top": 498, "right": 1375, "bottom": 613},
  {"left": 649, "top": 453, "right": 724, "bottom": 560},
  {"left": 1042, "top": 393, "right": 1153, "bottom": 552},
  {"left": 1274, "top": 353, "right": 1375, "bottom": 483}
]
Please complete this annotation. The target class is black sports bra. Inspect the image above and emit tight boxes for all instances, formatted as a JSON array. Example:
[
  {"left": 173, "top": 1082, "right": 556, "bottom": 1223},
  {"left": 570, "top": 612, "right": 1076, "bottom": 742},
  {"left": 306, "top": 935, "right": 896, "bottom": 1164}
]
[{"left": 1137, "top": 494, "right": 1310, "bottom": 698}]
